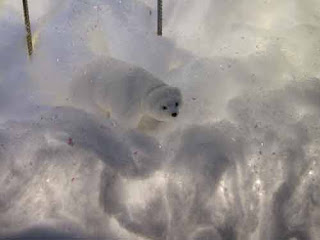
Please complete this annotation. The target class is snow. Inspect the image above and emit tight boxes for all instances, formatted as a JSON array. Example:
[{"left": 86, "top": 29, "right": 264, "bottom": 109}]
[{"left": 0, "top": 0, "right": 320, "bottom": 239}]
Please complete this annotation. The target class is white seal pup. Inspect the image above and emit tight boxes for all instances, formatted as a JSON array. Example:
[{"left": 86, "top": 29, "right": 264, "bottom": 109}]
[{"left": 71, "top": 58, "right": 182, "bottom": 129}]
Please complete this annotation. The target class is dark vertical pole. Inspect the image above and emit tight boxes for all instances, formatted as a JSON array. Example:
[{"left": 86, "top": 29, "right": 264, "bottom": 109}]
[
  {"left": 22, "top": 0, "right": 33, "bottom": 56},
  {"left": 157, "top": 0, "right": 162, "bottom": 36}
]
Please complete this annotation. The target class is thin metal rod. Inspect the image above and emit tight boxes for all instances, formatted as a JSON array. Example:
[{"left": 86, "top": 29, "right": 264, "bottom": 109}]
[
  {"left": 157, "top": 0, "right": 162, "bottom": 36},
  {"left": 22, "top": 0, "right": 33, "bottom": 56}
]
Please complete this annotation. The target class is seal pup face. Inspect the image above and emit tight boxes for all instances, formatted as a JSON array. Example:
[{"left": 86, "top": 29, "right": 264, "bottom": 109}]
[{"left": 145, "top": 86, "right": 182, "bottom": 122}]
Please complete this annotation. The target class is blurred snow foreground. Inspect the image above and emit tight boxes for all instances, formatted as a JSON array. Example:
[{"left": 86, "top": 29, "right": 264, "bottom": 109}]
[{"left": 0, "top": 0, "right": 320, "bottom": 240}]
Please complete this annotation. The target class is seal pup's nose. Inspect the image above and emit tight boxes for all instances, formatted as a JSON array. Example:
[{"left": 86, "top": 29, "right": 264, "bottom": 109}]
[{"left": 172, "top": 113, "right": 178, "bottom": 117}]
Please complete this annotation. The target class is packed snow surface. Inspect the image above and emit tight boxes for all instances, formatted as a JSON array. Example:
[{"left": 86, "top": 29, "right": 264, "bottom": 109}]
[{"left": 0, "top": 0, "right": 320, "bottom": 239}]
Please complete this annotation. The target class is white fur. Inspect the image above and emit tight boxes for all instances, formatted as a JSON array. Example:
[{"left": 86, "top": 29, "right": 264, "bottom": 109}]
[{"left": 70, "top": 58, "right": 182, "bottom": 129}]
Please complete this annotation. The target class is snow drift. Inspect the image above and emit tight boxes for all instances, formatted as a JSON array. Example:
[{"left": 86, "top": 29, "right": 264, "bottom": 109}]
[{"left": 0, "top": 0, "right": 319, "bottom": 239}]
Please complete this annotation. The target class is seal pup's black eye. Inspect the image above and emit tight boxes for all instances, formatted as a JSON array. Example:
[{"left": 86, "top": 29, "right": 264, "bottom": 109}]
[
  {"left": 175, "top": 102, "right": 179, "bottom": 107},
  {"left": 162, "top": 106, "right": 167, "bottom": 110}
]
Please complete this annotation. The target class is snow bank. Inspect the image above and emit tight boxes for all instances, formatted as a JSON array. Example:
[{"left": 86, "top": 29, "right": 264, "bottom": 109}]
[{"left": 0, "top": 0, "right": 319, "bottom": 239}]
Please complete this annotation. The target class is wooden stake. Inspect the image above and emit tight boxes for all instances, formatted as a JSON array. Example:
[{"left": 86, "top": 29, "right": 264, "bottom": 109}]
[
  {"left": 157, "top": 0, "right": 162, "bottom": 36},
  {"left": 22, "top": 0, "right": 33, "bottom": 56}
]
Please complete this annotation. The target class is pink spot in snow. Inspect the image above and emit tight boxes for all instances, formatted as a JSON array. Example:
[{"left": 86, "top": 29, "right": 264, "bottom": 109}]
[{"left": 68, "top": 138, "right": 74, "bottom": 146}]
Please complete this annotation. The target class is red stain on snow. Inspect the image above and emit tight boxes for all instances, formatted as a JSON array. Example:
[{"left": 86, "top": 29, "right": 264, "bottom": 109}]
[{"left": 68, "top": 137, "right": 74, "bottom": 146}]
